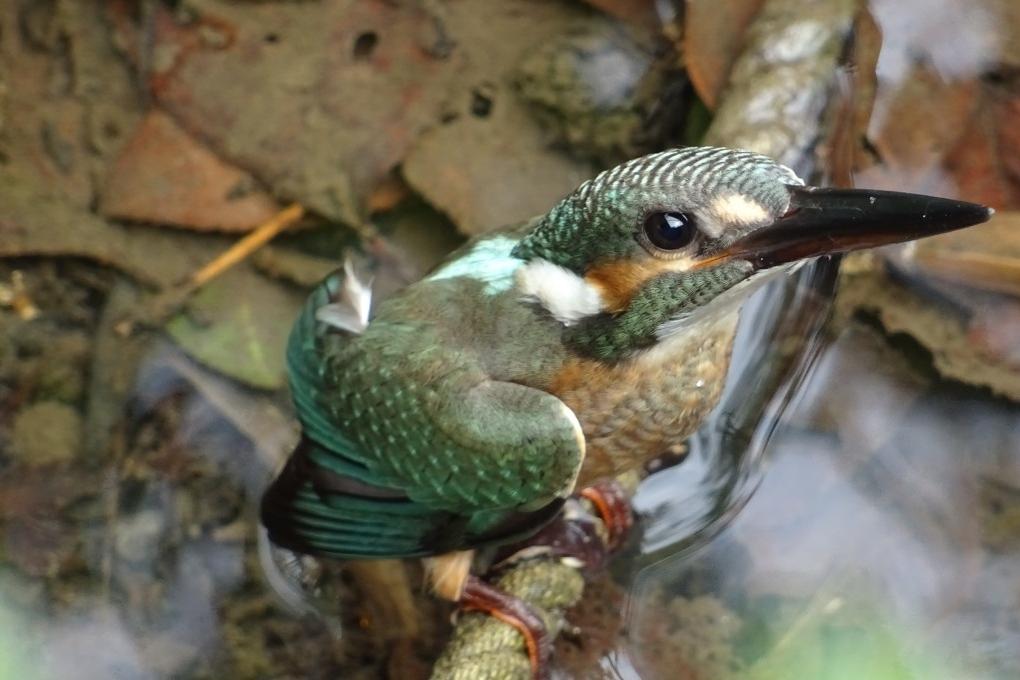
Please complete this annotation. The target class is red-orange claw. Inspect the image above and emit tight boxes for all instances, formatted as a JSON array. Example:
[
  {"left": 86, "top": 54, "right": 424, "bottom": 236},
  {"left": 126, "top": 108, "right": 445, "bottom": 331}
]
[
  {"left": 459, "top": 575, "right": 552, "bottom": 680},
  {"left": 579, "top": 479, "right": 634, "bottom": 551}
]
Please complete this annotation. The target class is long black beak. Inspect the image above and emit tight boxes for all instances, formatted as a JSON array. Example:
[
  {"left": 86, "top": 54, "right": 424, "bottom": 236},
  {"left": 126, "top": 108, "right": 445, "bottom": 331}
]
[{"left": 724, "top": 186, "right": 993, "bottom": 270}]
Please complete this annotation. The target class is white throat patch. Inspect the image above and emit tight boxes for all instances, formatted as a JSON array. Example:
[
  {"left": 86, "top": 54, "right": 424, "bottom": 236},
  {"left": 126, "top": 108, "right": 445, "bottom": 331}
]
[{"left": 516, "top": 259, "right": 605, "bottom": 326}]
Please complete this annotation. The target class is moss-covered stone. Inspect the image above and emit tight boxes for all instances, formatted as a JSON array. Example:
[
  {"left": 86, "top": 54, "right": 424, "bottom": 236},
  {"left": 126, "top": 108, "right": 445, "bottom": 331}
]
[{"left": 10, "top": 401, "right": 83, "bottom": 466}]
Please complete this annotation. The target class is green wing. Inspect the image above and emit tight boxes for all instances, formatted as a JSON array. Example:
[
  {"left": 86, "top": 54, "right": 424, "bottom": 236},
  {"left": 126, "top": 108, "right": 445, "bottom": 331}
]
[{"left": 261, "top": 270, "right": 584, "bottom": 559}]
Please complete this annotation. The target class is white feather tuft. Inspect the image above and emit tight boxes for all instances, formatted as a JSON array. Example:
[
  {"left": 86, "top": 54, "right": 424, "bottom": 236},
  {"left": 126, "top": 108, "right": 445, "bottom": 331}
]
[
  {"left": 516, "top": 259, "right": 605, "bottom": 325},
  {"left": 315, "top": 258, "right": 373, "bottom": 335}
]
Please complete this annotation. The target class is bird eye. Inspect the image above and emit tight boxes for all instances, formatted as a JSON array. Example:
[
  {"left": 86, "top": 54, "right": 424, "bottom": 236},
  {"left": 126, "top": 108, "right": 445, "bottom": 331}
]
[{"left": 643, "top": 212, "right": 697, "bottom": 251}]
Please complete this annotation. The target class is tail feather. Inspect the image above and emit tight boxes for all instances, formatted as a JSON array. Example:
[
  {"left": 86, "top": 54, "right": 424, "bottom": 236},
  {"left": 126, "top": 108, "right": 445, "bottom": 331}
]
[{"left": 260, "top": 438, "right": 464, "bottom": 558}]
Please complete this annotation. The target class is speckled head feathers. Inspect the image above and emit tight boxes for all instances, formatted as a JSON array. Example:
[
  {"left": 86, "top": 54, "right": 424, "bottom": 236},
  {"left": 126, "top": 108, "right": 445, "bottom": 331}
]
[{"left": 512, "top": 146, "right": 803, "bottom": 273}]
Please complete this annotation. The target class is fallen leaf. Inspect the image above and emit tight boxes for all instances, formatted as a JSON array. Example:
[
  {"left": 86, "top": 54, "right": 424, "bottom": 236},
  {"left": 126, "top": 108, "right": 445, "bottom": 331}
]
[
  {"left": 400, "top": 2, "right": 617, "bottom": 234},
  {"left": 0, "top": 468, "right": 94, "bottom": 578},
  {"left": 403, "top": 99, "right": 596, "bottom": 235},
  {"left": 101, "top": 110, "right": 282, "bottom": 232},
  {"left": 144, "top": 0, "right": 455, "bottom": 226},
  {"left": 165, "top": 265, "right": 305, "bottom": 390},
  {"left": 684, "top": 0, "right": 764, "bottom": 109},
  {"left": 907, "top": 212, "right": 1020, "bottom": 297},
  {"left": 868, "top": 64, "right": 978, "bottom": 173},
  {"left": 988, "top": 0, "right": 1020, "bottom": 69},
  {"left": 996, "top": 92, "right": 1020, "bottom": 191},
  {"left": 941, "top": 100, "right": 1015, "bottom": 209},
  {"left": 140, "top": 0, "right": 595, "bottom": 233},
  {"left": 0, "top": 1, "right": 135, "bottom": 209},
  {"left": 824, "top": 7, "right": 882, "bottom": 187},
  {"left": 580, "top": 0, "right": 661, "bottom": 35},
  {"left": 855, "top": 0, "right": 1020, "bottom": 210},
  {"left": 0, "top": 170, "right": 228, "bottom": 288},
  {"left": 366, "top": 173, "right": 412, "bottom": 216}
]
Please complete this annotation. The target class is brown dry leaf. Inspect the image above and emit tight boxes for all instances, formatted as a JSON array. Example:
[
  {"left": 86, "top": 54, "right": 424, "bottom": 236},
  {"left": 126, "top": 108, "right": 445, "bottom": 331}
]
[
  {"left": 366, "top": 173, "right": 412, "bottom": 216},
  {"left": 0, "top": 1, "right": 140, "bottom": 209},
  {"left": 0, "top": 169, "right": 227, "bottom": 289},
  {"left": 868, "top": 64, "right": 978, "bottom": 173},
  {"left": 403, "top": 100, "right": 595, "bottom": 235},
  {"left": 996, "top": 92, "right": 1020, "bottom": 191},
  {"left": 0, "top": 468, "right": 93, "bottom": 577},
  {"left": 128, "top": 0, "right": 595, "bottom": 232},
  {"left": 401, "top": 1, "right": 598, "bottom": 235},
  {"left": 857, "top": 0, "right": 1020, "bottom": 208},
  {"left": 250, "top": 246, "right": 340, "bottom": 289},
  {"left": 989, "top": 0, "right": 1020, "bottom": 69},
  {"left": 825, "top": 7, "right": 882, "bottom": 187},
  {"left": 141, "top": 0, "right": 455, "bottom": 227},
  {"left": 939, "top": 76, "right": 1020, "bottom": 211},
  {"left": 941, "top": 101, "right": 1015, "bottom": 209},
  {"left": 908, "top": 212, "right": 1020, "bottom": 297},
  {"left": 684, "top": 0, "right": 764, "bottom": 109},
  {"left": 101, "top": 111, "right": 282, "bottom": 232},
  {"left": 581, "top": 0, "right": 661, "bottom": 35}
]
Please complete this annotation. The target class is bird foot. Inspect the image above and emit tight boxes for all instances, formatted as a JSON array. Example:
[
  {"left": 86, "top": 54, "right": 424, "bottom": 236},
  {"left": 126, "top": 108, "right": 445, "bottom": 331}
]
[
  {"left": 493, "top": 478, "right": 634, "bottom": 574},
  {"left": 578, "top": 479, "right": 633, "bottom": 551},
  {"left": 458, "top": 575, "right": 551, "bottom": 680}
]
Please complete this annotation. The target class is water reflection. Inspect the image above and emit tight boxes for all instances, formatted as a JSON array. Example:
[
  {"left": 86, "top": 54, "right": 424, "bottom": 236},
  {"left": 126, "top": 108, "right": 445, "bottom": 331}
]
[
  {"left": 633, "top": 257, "right": 836, "bottom": 561},
  {"left": 623, "top": 319, "right": 1020, "bottom": 679}
]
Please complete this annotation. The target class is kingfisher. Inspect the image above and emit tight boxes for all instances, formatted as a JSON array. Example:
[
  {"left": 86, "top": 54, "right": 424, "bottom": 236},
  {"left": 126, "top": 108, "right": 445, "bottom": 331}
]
[{"left": 261, "top": 146, "right": 989, "bottom": 675}]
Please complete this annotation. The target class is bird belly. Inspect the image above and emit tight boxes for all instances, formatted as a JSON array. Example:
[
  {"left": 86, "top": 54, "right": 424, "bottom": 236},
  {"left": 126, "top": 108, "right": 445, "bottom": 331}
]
[{"left": 551, "top": 313, "right": 739, "bottom": 486}]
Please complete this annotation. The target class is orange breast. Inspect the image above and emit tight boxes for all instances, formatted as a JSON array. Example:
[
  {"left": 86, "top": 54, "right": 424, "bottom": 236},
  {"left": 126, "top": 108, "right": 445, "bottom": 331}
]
[{"left": 551, "top": 313, "right": 739, "bottom": 485}]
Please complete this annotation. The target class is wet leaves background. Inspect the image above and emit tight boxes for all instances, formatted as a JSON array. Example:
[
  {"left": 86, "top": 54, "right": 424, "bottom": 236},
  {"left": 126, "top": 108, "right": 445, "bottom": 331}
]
[{"left": 0, "top": 0, "right": 1019, "bottom": 678}]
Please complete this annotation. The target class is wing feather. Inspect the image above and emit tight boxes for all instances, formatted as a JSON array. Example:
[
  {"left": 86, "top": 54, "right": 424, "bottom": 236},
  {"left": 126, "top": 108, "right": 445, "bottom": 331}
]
[{"left": 262, "top": 269, "right": 584, "bottom": 559}]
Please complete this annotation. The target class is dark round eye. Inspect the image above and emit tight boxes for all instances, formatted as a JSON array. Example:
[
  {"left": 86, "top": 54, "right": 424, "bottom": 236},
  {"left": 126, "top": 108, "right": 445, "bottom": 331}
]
[{"left": 643, "top": 212, "right": 697, "bottom": 250}]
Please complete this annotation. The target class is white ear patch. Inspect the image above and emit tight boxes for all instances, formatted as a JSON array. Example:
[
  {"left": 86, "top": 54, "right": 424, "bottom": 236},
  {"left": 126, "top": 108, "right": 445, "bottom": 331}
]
[
  {"left": 709, "top": 193, "right": 769, "bottom": 227},
  {"left": 516, "top": 259, "right": 605, "bottom": 325}
]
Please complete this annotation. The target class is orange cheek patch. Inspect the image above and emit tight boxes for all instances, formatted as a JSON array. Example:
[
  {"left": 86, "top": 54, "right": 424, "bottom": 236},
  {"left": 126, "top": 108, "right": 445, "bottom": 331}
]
[{"left": 584, "top": 257, "right": 696, "bottom": 312}]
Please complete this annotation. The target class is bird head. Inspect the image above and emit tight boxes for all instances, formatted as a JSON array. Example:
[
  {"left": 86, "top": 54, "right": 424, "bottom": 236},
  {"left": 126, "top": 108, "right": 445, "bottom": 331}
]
[{"left": 511, "top": 146, "right": 990, "bottom": 361}]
